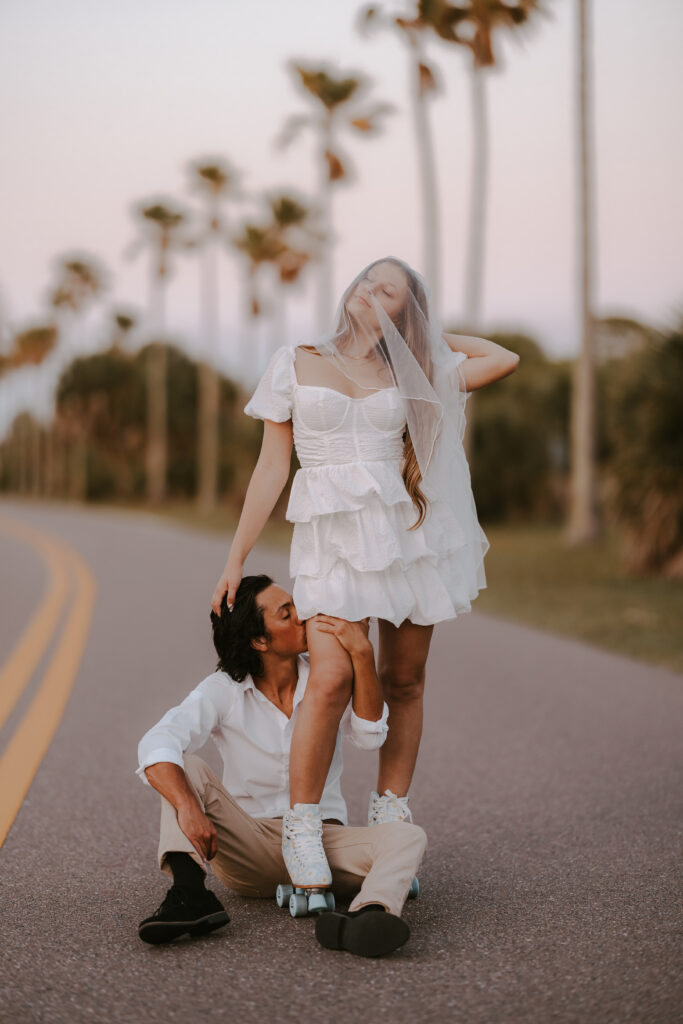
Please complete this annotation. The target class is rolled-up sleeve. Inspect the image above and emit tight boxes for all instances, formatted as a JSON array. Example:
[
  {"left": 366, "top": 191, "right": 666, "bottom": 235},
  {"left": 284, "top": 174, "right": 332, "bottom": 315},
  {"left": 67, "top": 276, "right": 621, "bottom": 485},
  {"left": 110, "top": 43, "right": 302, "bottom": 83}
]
[
  {"left": 341, "top": 701, "right": 389, "bottom": 750},
  {"left": 136, "top": 674, "right": 234, "bottom": 786}
]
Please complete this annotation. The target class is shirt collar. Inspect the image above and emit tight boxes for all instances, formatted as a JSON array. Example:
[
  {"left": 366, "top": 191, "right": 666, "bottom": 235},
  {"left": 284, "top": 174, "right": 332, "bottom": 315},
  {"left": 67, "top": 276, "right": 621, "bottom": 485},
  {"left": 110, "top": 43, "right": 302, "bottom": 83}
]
[{"left": 242, "top": 653, "right": 309, "bottom": 705}]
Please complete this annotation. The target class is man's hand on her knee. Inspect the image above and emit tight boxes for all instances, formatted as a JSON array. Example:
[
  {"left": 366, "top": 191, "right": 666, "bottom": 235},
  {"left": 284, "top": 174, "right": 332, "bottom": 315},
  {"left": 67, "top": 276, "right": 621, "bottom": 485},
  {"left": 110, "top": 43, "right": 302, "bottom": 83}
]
[{"left": 177, "top": 800, "right": 217, "bottom": 862}]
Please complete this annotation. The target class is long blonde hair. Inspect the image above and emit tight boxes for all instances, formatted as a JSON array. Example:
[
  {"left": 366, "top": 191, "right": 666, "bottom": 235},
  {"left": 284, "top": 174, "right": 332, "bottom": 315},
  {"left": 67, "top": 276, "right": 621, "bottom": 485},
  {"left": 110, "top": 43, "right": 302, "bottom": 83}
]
[
  {"left": 386, "top": 260, "right": 434, "bottom": 529},
  {"left": 339, "top": 257, "right": 434, "bottom": 529}
]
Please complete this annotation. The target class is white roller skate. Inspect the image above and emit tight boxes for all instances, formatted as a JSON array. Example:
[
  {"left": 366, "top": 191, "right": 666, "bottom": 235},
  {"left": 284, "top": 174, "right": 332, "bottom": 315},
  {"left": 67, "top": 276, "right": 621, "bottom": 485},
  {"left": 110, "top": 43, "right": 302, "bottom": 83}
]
[
  {"left": 278, "top": 803, "right": 335, "bottom": 918},
  {"left": 368, "top": 790, "right": 420, "bottom": 900},
  {"left": 368, "top": 789, "right": 413, "bottom": 826}
]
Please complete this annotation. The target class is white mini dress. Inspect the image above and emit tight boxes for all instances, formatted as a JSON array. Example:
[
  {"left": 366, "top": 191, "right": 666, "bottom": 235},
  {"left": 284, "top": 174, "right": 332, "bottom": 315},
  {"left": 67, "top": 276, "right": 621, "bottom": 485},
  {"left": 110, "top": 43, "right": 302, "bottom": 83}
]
[{"left": 245, "top": 345, "right": 484, "bottom": 628}]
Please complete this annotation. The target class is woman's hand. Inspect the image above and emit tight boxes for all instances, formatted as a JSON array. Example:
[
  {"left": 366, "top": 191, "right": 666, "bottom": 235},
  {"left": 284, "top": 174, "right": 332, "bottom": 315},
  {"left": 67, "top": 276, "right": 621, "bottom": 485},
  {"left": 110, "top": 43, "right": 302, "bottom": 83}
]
[
  {"left": 211, "top": 558, "right": 243, "bottom": 615},
  {"left": 312, "top": 615, "right": 372, "bottom": 659}
]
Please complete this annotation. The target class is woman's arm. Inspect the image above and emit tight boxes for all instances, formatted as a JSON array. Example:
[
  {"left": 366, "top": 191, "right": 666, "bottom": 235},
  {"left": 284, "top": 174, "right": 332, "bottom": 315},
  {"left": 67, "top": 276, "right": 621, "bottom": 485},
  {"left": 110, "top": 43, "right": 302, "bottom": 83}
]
[
  {"left": 442, "top": 331, "right": 520, "bottom": 392},
  {"left": 211, "top": 419, "right": 293, "bottom": 613}
]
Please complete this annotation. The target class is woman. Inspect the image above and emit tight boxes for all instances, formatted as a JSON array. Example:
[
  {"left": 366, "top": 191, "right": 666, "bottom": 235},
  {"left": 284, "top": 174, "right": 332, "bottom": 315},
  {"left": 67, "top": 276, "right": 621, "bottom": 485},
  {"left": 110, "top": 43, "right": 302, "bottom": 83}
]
[{"left": 211, "top": 257, "right": 519, "bottom": 890}]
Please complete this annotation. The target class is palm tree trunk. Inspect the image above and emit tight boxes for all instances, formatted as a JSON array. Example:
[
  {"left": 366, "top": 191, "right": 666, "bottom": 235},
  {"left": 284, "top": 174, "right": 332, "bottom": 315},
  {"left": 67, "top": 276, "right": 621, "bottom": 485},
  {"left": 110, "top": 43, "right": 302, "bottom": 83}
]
[
  {"left": 567, "top": 0, "right": 600, "bottom": 543},
  {"left": 316, "top": 120, "right": 333, "bottom": 333},
  {"left": 146, "top": 259, "right": 168, "bottom": 505},
  {"left": 410, "top": 54, "right": 441, "bottom": 319},
  {"left": 44, "top": 428, "right": 55, "bottom": 498},
  {"left": 241, "top": 264, "right": 258, "bottom": 384},
  {"left": 272, "top": 283, "right": 287, "bottom": 354},
  {"left": 461, "top": 64, "right": 491, "bottom": 464},
  {"left": 31, "top": 421, "right": 41, "bottom": 496},
  {"left": 464, "top": 64, "right": 489, "bottom": 331},
  {"left": 146, "top": 342, "right": 167, "bottom": 505},
  {"left": 18, "top": 418, "right": 29, "bottom": 494},
  {"left": 197, "top": 232, "right": 220, "bottom": 515}
]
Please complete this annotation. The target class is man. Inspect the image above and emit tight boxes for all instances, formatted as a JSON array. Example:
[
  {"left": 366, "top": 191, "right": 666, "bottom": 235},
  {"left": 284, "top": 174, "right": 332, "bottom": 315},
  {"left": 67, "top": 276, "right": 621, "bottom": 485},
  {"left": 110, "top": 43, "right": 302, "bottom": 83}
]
[{"left": 136, "top": 574, "right": 427, "bottom": 958}]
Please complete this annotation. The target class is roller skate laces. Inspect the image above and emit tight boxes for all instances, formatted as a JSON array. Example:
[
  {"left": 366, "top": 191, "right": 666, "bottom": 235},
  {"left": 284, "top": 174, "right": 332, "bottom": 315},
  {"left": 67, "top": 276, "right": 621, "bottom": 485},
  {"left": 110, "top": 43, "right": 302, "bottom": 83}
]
[
  {"left": 282, "top": 803, "right": 332, "bottom": 887},
  {"left": 368, "top": 789, "right": 413, "bottom": 826}
]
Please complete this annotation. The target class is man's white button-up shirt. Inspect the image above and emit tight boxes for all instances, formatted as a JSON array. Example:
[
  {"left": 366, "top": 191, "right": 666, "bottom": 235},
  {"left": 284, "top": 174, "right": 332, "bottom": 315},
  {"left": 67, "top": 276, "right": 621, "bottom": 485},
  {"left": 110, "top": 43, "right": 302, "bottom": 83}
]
[{"left": 137, "top": 654, "right": 389, "bottom": 825}]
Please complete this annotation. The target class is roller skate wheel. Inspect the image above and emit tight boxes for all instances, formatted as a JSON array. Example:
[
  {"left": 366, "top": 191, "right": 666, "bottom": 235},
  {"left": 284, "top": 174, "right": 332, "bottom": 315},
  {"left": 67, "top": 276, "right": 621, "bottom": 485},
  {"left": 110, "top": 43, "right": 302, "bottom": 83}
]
[
  {"left": 276, "top": 883, "right": 294, "bottom": 908},
  {"left": 289, "top": 893, "right": 309, "bottom": 918},
  {"left": 408, "top": 876, "right": 420, "bottom": 899},
  {"left": 307, "top": 892, "right": 329, "bottom": 915},
  {"left": 324, "top": 891, "right": 335, "bottom": 911}
]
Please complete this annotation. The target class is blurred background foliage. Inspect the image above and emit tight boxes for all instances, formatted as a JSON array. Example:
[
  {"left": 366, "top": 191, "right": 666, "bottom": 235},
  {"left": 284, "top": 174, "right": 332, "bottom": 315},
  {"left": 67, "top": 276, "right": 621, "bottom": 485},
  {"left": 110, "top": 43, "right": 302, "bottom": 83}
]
[
  {"left": 0, "top": 2, "right": 680, "bottom": 670},
  {"left": 2, "top": 313, "right": 681, "bottom": 583}
]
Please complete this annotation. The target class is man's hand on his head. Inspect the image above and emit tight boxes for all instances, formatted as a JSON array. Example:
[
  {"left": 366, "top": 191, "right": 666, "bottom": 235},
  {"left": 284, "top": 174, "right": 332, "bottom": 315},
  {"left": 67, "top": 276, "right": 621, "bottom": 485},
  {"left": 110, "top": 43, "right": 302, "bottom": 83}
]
[{"left": 311, "top": 615, "right": 372, "bottom": 659}]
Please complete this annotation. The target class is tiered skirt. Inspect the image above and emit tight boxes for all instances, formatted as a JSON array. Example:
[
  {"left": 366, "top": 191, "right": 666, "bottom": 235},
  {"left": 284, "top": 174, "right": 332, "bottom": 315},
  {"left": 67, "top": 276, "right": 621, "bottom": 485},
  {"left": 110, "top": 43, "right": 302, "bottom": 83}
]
[{"left": 288, "top": 459, "right": 482, "bottom": 627}]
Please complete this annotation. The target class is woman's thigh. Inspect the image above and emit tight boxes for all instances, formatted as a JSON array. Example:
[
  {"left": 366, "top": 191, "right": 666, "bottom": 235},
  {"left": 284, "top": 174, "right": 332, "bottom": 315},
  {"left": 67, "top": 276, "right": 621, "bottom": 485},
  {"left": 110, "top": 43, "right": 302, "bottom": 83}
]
[
  {"left": 377, "top": 618, "right": 434, "bottom": 683},
  {"left": 305, "top": 616, "right": 354, "bottom": 685}
]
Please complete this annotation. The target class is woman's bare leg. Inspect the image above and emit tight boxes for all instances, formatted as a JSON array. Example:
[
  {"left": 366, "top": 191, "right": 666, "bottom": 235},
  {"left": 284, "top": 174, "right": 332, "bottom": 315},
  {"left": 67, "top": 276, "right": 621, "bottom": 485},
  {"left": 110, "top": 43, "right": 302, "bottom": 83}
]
[
  {"left": 376, "top": 619, "right": 434, "bottom": 796},
  {"left": 288, "top": 618, "right": 353, "bottom": 806}
]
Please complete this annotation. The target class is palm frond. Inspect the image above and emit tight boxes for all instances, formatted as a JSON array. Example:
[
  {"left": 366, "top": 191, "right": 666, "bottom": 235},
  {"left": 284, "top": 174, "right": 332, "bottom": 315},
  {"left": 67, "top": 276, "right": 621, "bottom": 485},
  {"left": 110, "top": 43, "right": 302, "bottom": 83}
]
[
  {"left": 418, "top": 60, "right": 439, "bottom": 96},
  {"left": 349, "top": 99, "right": 395, "bottom": 134},
  {"left": 325, "top": 149, "right": 347, "bottom": 182},
  {"left": 268, "top": 193, "right": 312, "bottom": 228},
  {"left": 291, "top": 62, "right": 366, "bottom": 112},
  {"left": 274, "top": 113, "right": 313, "bottom": 149}
]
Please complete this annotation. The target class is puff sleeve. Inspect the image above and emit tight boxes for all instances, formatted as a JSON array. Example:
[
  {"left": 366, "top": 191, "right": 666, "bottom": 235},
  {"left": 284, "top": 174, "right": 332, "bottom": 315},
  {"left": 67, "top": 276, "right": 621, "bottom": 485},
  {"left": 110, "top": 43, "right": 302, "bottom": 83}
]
[
  {"left": 441, "top": 348, "right": 469, "bottom": 397},
  {"left": 430, "top": 337, "right": 470, "bottom": 400},
  {"left": 244, "top": 346, "right": 295, "bottom": 422}
]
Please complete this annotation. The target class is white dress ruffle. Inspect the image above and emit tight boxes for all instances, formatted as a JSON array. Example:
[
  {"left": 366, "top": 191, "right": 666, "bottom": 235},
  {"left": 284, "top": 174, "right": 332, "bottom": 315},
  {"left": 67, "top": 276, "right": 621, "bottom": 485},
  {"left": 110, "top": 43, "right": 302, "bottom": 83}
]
[{"left": 244, "top": 345, "right": 488, "bottom": 627}]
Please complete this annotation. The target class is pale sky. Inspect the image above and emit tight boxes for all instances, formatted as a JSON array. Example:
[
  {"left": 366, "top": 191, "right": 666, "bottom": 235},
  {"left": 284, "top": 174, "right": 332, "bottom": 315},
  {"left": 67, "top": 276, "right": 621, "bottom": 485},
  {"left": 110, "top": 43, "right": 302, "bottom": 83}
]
[{"left": 1, "top": 0, "right": 681, "bottom": 371}]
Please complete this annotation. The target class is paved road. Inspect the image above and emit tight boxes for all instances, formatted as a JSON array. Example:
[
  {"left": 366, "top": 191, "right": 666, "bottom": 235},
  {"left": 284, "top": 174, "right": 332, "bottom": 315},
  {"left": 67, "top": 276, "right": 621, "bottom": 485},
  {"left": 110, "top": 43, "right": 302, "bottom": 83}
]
[{"left": 1, "top": 498, "right": 681, "bottom": 1024}]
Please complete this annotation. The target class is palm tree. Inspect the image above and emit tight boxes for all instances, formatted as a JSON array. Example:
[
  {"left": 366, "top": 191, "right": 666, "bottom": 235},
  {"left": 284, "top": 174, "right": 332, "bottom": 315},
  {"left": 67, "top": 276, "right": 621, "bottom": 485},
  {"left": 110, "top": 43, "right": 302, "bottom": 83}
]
[
  {"left": 187, "top": 158, "right": 242, "bottom": 515},
  {"left": 127, "top": 199, "right": 188, "bottom": 505},
  {"left": 48, "top": 254, "right": 107, "bottom": 353},
  {"left": 268, "top": 191, "right": 317, "bottom": 350},
  {"left": 4, "top": 326, "right": 58, "bottom": 496},
  {"left": 46, "top": 254, "right": 107, "bottom": 498},
  {"left": 567, "top": 0, "right": 599, "bottom": 542},
  {"left": 232, "top": 220, "right": 286, "bottom": 379},
  {"left": 277, "top": 63, "right": 393, "bottom": 331},
  {"left": 358, "top": 3, "right": 445, "bottom": 316},
  {"left": 421, "top": 0, "right": 545, "bottom": 332},
  {"left": 421, "top": 1, "right": 545, "bottom": 460},
  {"left": 111, "top": 310, "right": 137, "bottom": 350}
]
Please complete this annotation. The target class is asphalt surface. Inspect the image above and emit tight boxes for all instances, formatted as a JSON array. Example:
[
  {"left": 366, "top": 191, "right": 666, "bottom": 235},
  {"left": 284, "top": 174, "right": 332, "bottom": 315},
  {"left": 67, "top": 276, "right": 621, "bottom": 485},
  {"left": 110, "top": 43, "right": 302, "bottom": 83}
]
[{"left": 1, "top": 498, "right": 681, "bottom": 1024}]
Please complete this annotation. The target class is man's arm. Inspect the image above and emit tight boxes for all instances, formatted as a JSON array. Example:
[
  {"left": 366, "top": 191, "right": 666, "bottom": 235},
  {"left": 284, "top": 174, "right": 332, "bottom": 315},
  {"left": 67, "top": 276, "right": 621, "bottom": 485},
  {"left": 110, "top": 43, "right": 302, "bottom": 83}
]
[
  {"left": 311, "top": 616, "right": 384, "bottom": 721},
  {"left": 137, "top": 675, "right": 229, "bottom": 785},
  {"left": 144, "top": 762, "right": 217, "bottom": 862},
  {"left": 137, "top": 675, "right": 234, "bottom": 860}
]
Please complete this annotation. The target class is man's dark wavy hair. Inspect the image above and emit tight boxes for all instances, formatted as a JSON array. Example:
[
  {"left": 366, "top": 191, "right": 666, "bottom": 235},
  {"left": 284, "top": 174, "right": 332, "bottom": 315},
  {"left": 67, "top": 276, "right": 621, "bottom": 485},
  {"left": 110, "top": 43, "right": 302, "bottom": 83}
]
[{"left": 210, "top": 574, "right": 273, "bottom": 682}]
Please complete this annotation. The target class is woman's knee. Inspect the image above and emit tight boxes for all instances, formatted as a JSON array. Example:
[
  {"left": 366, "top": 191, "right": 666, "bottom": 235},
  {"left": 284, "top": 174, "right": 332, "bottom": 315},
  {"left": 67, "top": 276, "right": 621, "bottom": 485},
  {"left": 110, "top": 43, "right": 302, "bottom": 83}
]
[
  {"left": 378, "top": 665, "right": 425, "bottom": 703},
  {"left": 307, "top": 663, "right": 353, "bottom": 704}
]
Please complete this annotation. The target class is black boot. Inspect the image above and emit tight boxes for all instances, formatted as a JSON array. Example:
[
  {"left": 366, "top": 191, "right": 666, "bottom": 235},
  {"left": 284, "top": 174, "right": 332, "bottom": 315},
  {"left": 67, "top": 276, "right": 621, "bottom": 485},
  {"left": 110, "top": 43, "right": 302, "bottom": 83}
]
[
  {"left": 138, "top": 885, "right": 230, "bottom": 945},
  {"left": 315, "top": 904, "right": 410, "bottom": 958}
]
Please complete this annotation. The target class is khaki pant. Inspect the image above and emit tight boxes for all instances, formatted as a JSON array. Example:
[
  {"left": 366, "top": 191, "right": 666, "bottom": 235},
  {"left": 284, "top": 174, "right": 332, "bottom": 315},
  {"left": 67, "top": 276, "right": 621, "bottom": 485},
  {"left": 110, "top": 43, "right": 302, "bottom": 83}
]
[{"left": 158, "top": 754, "right": 427, "bottom": 918}]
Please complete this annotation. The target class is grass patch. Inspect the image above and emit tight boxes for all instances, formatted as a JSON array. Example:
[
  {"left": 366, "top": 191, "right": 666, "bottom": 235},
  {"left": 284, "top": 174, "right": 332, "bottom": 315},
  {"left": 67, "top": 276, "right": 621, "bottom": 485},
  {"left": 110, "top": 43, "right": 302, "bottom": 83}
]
[
  {"left": 153, "top": 508, "right": 683, "bottom": 675},
  {"left": 476, "top": 523, "right": 683, "bottom": 674},
  {"left": 13, "top": 496, "right": 680, "bottom": 676}
]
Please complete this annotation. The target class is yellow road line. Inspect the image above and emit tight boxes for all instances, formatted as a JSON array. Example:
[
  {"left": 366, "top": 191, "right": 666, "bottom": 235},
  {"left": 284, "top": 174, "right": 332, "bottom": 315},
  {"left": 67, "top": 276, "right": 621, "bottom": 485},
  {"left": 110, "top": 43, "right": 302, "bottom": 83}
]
[
  {"left": 0, "top": 524, "right": 96, "bottom": 848},
  {"left": 0, "top": 516, "right": 71, "bottom": 730}
]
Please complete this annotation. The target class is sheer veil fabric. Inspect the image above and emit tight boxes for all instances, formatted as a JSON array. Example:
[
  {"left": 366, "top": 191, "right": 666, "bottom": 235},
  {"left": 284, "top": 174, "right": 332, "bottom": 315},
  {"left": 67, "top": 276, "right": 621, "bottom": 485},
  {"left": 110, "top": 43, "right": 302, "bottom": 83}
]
[{"left": 300, "top": 258, "right": 490, "bottom": 602}]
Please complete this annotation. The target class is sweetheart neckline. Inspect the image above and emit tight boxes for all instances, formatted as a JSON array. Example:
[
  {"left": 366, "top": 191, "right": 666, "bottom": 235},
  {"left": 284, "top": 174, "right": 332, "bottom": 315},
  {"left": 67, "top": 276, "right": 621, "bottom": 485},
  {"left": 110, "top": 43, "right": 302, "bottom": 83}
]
[{"left": 294, "top": 382, "right": 399, "bottom": 402}]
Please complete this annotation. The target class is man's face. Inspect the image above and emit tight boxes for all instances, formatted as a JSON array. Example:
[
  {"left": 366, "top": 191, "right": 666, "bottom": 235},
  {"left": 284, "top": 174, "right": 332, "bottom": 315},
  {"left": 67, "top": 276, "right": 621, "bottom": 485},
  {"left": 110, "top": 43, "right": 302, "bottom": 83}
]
[{"left": 256, "top": 584, "right": 307, "bottom": 657}]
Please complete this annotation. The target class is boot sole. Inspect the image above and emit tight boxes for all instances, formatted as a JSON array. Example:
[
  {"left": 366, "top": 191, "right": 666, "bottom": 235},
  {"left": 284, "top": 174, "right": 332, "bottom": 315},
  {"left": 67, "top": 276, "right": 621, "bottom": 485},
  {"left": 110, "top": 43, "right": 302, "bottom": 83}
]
[
  {"left": 315, "top": 911, "right": 409, "bottom": 958},
  {"left": 139, "top": 910, "right": 230, "bottom": 945}
]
